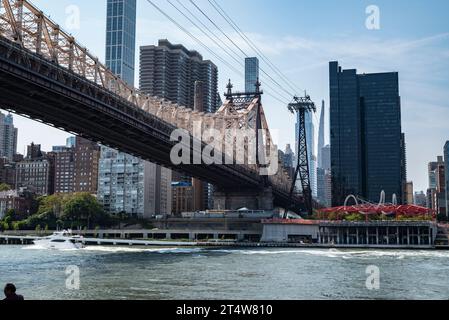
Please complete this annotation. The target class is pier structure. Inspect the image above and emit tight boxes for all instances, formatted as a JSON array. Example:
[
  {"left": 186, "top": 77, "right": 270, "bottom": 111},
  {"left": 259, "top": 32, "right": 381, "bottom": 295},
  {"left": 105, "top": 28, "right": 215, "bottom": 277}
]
[{"left": 261, "top": 220, "right": 438, "bottom": 248}]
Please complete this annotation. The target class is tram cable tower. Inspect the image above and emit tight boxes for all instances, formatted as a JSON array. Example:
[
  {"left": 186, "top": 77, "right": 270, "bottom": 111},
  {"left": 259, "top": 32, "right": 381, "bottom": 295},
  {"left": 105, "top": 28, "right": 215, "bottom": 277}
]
[{"left": 288, "top": 94, "right": 316, "bottom": 216}]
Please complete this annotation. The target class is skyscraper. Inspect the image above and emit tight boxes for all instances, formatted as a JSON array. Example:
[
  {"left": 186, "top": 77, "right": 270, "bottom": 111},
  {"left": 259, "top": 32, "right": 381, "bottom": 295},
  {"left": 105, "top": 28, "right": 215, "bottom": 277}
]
[
  {"left": 317, "top": 100, "right": 325, "bottom": 168},
  {"left": 0, "top": 112, "right": 18, "bottom": 161},
  {"left": 105, "top": 0, "right": 136, "bottom": 86},
  {"left": 140, "top": 40, "right": 220, "bottom": 209},
  {"left": 245, "top": 57, "right": 259, "bottom": 93},
  {"left": 329, "top": 61, "right": 405, "bottom": 205}
]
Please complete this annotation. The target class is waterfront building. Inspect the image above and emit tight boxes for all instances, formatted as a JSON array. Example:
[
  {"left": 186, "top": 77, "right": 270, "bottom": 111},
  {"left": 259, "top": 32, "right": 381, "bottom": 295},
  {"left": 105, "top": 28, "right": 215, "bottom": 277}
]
[
  {"left": 172, "top": 182, "right": 194, "bottom": 216},
  {"left": 329, "top": 61, "right": 405, "bottom": 205},
  {"left": 0, "top": 158, "right": 16, "bottom": 187},
  {"left": 74, "top": 137, "right": 100, "bottom": 194},
  {"left": 0, "top": 112, "right": 18, "bottom": 162},
  {"left": 245, "top": 57, "right": 259, "bottom": 93},
  {"left": 53, "top": 146, "right": 75, "bottom": 194},
  {"left": 97, "top": 147, "right": 172, "bottom": 218},
  {"left": 15, "top": 144, "right": 54, "bottom": 196},
  {"left": 0, "top": 189, "right": 34, "bottom": 220}
]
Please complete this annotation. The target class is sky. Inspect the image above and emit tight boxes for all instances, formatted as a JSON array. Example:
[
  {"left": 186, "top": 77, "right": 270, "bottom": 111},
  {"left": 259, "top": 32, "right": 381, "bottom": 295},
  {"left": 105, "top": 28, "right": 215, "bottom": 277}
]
[{"left": 2, "top": 0, "right": 449, "bottom": 193}]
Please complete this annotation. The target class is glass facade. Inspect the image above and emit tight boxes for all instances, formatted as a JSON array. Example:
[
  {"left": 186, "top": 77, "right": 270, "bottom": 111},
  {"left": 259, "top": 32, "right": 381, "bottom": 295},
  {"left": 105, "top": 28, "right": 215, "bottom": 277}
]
[
  {"left": 245, "top": 57, "right": 259, "bottom": 93},
  {"left": 329, "top": 61, "right": 404, "bottom": 205},
  {"left": 105, "top": 0, "right": 136, "bottom": 86}
]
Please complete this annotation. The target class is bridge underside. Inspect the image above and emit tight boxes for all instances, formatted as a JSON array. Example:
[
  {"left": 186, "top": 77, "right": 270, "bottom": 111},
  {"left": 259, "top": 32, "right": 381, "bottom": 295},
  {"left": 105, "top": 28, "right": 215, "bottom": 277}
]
[
  {"left": 0, "top": 37, "right": 304, "bottom": 212},
  {"left": 214, "top": 187, "right": 274, "bottom": 211}
]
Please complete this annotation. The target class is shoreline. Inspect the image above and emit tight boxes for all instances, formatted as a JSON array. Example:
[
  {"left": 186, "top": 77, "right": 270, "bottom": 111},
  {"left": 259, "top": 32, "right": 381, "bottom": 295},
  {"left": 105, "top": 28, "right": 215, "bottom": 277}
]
[{"left": 1, "top": 234, "right": 447, "bottom": 250}]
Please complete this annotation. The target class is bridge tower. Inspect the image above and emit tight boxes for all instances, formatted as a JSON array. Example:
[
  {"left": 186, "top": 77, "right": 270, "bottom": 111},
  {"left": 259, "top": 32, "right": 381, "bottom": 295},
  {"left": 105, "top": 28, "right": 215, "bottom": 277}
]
[{"left": 288, "top": 94, "right": 316, "bottom": 216}]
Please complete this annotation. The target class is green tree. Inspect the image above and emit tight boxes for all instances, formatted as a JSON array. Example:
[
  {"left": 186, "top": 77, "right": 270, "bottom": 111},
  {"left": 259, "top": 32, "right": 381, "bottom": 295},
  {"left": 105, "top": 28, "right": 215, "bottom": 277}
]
[
  {"left": 62, "top": 193, "right": 106, "bottom": 228},
  {"left": 0, "top": 183, "right": 12, "bottom": 192}
]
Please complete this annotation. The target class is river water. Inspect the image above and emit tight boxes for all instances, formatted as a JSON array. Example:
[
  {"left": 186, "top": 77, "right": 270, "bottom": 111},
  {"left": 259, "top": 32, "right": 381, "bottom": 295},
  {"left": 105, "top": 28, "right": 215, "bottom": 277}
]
[{"left": 0, "top": 245, "right": 448, "bottom": 300}]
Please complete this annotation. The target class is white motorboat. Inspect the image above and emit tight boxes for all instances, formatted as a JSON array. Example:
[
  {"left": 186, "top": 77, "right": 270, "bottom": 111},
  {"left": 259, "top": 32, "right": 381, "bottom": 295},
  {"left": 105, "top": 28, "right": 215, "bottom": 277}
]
[{"left": 33, "top": 230, "right": 85, "bottom": 250}]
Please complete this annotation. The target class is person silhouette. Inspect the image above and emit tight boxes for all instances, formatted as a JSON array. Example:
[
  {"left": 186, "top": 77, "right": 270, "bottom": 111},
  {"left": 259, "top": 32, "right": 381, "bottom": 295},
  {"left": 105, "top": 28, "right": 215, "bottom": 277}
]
[{"left": 3, "top": 284, "right": 24, "bottom": 301}]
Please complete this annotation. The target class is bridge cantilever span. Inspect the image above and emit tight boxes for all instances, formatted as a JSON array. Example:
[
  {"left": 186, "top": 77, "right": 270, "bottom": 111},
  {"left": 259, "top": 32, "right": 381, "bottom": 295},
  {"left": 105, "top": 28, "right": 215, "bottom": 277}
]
[{"left": 0, "top": 0, "right": 305, "bottom": 212}]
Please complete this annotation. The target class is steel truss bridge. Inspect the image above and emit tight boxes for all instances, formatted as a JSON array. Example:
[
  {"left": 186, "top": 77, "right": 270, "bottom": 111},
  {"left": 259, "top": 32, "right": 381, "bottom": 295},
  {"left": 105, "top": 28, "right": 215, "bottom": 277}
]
[{"left": 0, "top": 0, "right": 305, "bottom": 212}]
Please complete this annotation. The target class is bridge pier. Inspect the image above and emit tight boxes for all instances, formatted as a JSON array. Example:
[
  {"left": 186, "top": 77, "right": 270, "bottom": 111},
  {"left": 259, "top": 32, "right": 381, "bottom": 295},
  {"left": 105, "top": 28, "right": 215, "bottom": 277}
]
[{"left": 213, "top": 187, "right": 274, "bottom": 211}]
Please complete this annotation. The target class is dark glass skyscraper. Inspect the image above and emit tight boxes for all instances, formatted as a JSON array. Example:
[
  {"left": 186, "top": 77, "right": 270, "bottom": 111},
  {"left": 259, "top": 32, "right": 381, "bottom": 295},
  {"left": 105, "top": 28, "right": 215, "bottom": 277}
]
[
  {"left": 105, "top": 0, "right": 136, "bottom": 86},
  {"left": 329, "top": 61, "right": 405, "bottom": 205}
]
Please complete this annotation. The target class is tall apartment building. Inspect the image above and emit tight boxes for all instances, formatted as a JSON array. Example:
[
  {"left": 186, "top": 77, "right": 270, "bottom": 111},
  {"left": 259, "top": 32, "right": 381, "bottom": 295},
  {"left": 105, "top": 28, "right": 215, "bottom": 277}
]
[
  {"left": 140, "top": 39, "right": 220, "bottom": 210},
  {"left": 0, "top": 112, "right": 18, "bottom": 162},
  {"left": 172, "top": 182, "right": 194, "bottom": 216},
  {"left": 426, "top": 156, "right": 445, "bottom": 216},
  {"left": 405, "top": 181, "right": 414, "bottom": 205},
  {"left": 15, "top": 144, "right": 55, "bottom": 196},
  {"left": 53, "top": 146, "right": 75, "bottom": 194},
  {"left": 245, "top": 57, "right": 259, "bottom": 93},
  {"left": 74, "top": 137, "right": 100, "bottom": 193},
  {"left": 140, "top": 39, "right": 220, "bottom": 113},
  {"left": 329, "top": 61, "right": 405, "bottom": 205},
  {"left": 97, "top": 147, "right": 171, "bottom": 217}
]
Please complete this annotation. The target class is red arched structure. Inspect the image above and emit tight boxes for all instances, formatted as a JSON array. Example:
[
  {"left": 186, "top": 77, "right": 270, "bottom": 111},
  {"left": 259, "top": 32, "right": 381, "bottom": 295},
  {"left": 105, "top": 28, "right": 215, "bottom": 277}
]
[{"left": 317, "top": 204, "right": 436, "bottom": 221}]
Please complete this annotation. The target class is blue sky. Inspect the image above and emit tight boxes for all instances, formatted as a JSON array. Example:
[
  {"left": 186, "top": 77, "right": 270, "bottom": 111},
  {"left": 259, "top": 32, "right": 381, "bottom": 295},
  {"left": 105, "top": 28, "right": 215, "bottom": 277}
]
[{"left": 5, "top": 0, "right": 449, "bottom": 193}]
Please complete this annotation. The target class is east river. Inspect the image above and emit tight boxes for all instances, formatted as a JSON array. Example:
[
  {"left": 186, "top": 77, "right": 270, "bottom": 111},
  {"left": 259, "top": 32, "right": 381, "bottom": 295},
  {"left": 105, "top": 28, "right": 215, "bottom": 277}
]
[{"left": 1, "top": 245, "right": 448, "bottom": 300}]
